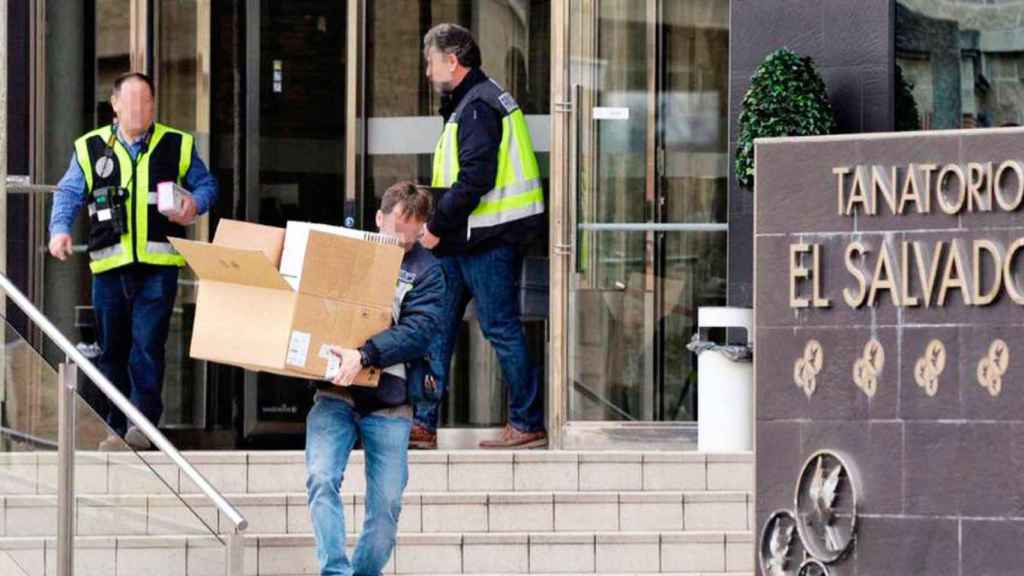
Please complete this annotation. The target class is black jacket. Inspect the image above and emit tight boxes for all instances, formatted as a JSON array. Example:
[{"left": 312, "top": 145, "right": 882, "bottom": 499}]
[{"left": 427, "top": 68, "right": 544, "bottom": 255}]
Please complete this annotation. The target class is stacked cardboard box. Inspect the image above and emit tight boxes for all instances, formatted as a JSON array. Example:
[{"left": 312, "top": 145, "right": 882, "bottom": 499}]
[{"left": 170, "top": 219, "right": 403, "bottom": 386}]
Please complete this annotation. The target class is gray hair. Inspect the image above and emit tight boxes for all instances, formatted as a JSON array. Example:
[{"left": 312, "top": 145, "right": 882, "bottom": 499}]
[{"left": 423, "top": 23, "right": 481, "bottom": 69}]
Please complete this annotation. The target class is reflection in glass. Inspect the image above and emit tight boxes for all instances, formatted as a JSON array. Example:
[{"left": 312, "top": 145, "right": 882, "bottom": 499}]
[
  {"left": 156, "top": 0, "right": 210, "bottom": 429},
  {"left": 245, "top": 0, "right": 348, "bottom": 437},
  {"left": 158, "top": 0, "right": 200, "bottom": 133},
  {"left": 568, "top": 0, "right": 728, "bottom": 423},
  {"left": 365, "top": 0, "right": 550, "bottom": 216},
  {"left": 897, "top": 1, "right": 1024, "bottom": 129},
  {"left": 364, "top": 1, "right": 551, "bottom": 428},
  {"left": 95, "top": 0, "right": 131, "bottom": 125}
]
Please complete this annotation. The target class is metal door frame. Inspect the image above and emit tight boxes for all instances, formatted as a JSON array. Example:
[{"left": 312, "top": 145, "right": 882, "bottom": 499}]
[
  {"left": 551, "top": 0, "right": 728, "bottom": 450},
  {"left": 241, "top": 0, "right": 363, "bottom": 437}
]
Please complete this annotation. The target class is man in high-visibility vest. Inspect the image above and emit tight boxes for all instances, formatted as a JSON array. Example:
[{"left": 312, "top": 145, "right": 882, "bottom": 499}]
[
  {"left": 48, "top": 72, "right": 218, "bottom": 450},
  {"left": 416, "top": 23, "right": 546, "bottom": 449}
]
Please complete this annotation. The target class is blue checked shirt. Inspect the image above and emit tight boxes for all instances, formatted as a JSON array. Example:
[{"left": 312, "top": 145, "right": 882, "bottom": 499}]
[{"left": 49, "top": 127, "right": 218, "bottom": 237}]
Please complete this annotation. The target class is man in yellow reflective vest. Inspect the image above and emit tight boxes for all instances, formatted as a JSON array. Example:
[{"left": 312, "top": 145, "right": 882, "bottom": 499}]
[
  {"left": 416, "top": 24, "right": 546, "bottom": 449},
  {"left": 48, "top": 72, "right": 218, "bottom": 450}
]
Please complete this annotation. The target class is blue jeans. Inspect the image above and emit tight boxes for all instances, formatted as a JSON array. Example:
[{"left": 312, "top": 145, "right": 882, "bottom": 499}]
[
  {"left": 414, "top": 244, "right": 543, "bottom": 433},
  {"left": 91, "top": 264, "right": 179, "bottom": 436},
  {"left": 306, "top": 396, "right": 411, "bottom": 576}
]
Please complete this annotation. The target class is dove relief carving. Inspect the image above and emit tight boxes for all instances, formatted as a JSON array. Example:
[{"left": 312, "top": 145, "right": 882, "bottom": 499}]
[
  {"left": 760, "top": 451, "right": 859, "bottom": 573},
  {"left": 914, "top": 339, "right": 946, "bottom": 397},
  {"left": 760, "top": 510, "right": 800, "bottom": 576},
  {"left": 977, "top": 339, "right": 1009, "bottom": 397},
  {"left": 795, "top": 340, "right": 824, "bottom": 398},
  {"left": 853, "top": 339, "right": 884, "bottom": 398}
]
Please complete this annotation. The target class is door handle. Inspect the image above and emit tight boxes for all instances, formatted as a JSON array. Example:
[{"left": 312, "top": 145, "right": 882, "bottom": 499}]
[
  {"left": 568, "top": 83, "right": 583, "bottom": 272},
  {"left": 555, "top": 83, "right": 582, "bottom": 259}
]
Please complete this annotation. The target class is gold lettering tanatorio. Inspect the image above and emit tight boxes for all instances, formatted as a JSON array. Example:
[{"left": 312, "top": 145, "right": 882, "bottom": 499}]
[
  {"left": 791, "top": 161, "right": 1024, "bottom": 310},
  {"left": 837, "top": 161, "right": 1024, "bottom": 217}
]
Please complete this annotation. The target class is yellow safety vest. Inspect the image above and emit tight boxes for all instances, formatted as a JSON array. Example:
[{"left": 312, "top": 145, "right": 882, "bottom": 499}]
[
  {"left": 432, "top": 78, "right": 544, "bottom": 240},
  {"left": 74, "top": 123, "right": 192, "bottom": 273}
]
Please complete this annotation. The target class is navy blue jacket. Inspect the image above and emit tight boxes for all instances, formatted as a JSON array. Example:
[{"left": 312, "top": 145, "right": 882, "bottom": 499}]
[{"left": 346, "top": 244, "right": 445, "bottom": 415}]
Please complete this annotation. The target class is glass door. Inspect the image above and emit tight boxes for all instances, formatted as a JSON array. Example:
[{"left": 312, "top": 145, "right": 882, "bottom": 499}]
[
  {"left": 154, "top": 0, "right": 212, "bottom": 431},
  {"left": 243, "top": 0, "right": 348, "bottom": 439},
  {"left": 360, "top": 0, "right": 551, "bottom": 438},
  {"left": 561, "top": 0, "right": 728, "bottom": 448}
]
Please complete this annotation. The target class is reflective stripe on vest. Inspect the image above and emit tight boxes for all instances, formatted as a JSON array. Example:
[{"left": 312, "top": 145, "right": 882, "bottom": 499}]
[
  {"left": 89, "top": 244, "right": 125, "bottom": 262},
  {"left": 431, "top": 87, "right": 543, "bottom": 236},
  {"left": 432, "top": 123, "right": 460, "bottom": 189},
  {"left": 147, "top": 241, "right": 178, "bottom": 255}
]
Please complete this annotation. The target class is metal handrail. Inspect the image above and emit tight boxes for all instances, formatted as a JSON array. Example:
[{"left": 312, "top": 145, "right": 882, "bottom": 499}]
[
  {"left": 572, "top": 379, "right": 637, "bottom": 422},
  {"left": 6, "top": 182, "right": 57, "bottom": 194},
  {"left": 0, "top": 271, "right": 249, "bottom": 532},
  {"left": 0, "top": 425, "right": 59, "bottom": 450}
]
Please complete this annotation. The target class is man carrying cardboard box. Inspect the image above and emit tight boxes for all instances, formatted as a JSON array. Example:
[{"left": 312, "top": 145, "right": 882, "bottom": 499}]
[{"left": 305, "top": 182, "right": 444, "bottom": 576}]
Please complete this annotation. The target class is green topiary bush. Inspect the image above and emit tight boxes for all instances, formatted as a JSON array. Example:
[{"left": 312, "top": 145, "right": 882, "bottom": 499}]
[{"left": 735, "top": 48, "right": 837, "bottom": 191}]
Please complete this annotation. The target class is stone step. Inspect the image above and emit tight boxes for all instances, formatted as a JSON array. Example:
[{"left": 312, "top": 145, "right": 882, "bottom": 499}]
[
  {"left": 1, "top": 490, "right": 752, "bottom": 538},
  {"left": 0, "top": 451, "right": 753, "bottom": 497},
  {"left": 0, "top": 531, "right": 756, "bottom": 575}
]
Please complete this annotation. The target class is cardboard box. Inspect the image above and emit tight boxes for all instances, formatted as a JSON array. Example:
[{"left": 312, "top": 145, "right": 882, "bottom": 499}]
[
  {"left": 169, "top": 219, "right": 404, "bottom": 386},
  {"left": 279, "top": 221, "right": 401, "bottom": 289}
]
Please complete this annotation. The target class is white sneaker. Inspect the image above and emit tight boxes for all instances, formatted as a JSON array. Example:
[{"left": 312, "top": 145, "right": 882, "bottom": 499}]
[
  {"left": 124, "top": 427, "right": 153, "bottom": 450},
  {"left": 98, "top": 434, "right": 128, "bottom": 452}
]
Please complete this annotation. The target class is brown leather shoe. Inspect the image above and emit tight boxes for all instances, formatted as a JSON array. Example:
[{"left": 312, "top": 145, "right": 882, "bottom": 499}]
[
  {"left": 409, "top": 424, "right": 437, "bottom": 450},
  {"left": 479, "top": 424, "right": 547, "bottom": 449}
]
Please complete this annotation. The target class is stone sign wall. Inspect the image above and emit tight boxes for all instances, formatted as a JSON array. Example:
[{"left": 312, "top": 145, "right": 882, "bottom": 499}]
[{"left": 755, "top": 128, "right": 1024, "bottom": 576}]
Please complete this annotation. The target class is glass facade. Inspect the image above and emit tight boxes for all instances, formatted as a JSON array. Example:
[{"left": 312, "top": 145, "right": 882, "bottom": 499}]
[
  {"left": 566, "top": 1, "right": 729, "bottom": 424},
  {"left": 364, "top": 0, "right": 552, "bottom": 428},
  {"left": 897, "top": 0, "right": 1024, "bottom": 130},
  {"left": 154, "top": 0, "right": 210, "bottom": 430},
  {"left": 8, "top": 0, "right": 732, "bottom": 448},
  {"left": 94, "top": 0, "right": 131, "bottom": 126}
]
